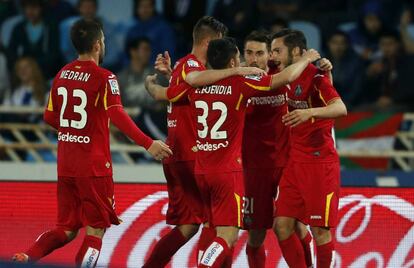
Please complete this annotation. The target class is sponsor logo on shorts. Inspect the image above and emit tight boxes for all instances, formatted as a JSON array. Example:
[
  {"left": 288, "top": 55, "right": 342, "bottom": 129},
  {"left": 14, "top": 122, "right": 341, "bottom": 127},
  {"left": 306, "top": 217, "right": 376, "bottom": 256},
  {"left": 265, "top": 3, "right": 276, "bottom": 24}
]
[
  {"left": 201, "top": 242, "right": 224, "bottom": 266},
  {"left": 196, "top": 140, "right": 229, "bottom": 151},
  {"left": 311, "top": 215, "right": 322, "bottom": 219},
  {"left": 58, "top": 132, "right": 90, "bottom": 144}
]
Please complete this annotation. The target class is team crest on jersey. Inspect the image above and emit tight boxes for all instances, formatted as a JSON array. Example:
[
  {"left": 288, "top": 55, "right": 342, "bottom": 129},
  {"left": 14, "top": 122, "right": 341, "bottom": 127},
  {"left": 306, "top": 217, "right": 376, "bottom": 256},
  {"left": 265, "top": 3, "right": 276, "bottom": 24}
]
[
  {"left": 244, "top": 74, "right": 262, "bottom": 81},
  {"left": 294, "top": 85, "right": 302, "bottom": 96},
  {"left": 109, "top": 79, "right": 120, "bottom": 95},
  {"left": 186, "top": 59, "right": 199, "bottom": 67}
]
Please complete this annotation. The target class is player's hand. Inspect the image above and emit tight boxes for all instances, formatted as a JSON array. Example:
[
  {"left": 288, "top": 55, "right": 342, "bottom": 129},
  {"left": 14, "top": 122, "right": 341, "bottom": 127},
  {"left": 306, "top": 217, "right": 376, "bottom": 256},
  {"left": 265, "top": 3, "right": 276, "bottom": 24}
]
[
  {"left": 147, "top": 140, "right": 173, "bottom": 161},
  {"left": 317, "top": 58, "right": 333, "bottom": 72},
  {"left": 236, "top": 67, "right": 267, "bottom": 76},
  {"left": 282, "top": 109, "right": 313, "bottom": 127},
  {"left": 155, "top": 51, "right": 172, "bottom": 76},
  {"left": 302, "top": 49, "right": 320, "bottom": 63}
]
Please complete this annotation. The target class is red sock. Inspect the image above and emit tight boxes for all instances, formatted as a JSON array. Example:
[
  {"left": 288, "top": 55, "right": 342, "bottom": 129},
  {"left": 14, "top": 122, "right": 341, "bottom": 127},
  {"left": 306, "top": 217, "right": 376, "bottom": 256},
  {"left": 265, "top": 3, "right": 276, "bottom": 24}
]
[
  {"left": 197, "top": 227, "right": 216, "bottom": 264},
  {"left": 223, "top": 246, "right": 234, "bottom": 268},
  {"left": 246, "top": 244, "right": 265, "bottom": 268},
  {"left": 25, "top": 229, "right": 68, "bottom": 262},
  {"left": 317, "top": 240, "right": 335, "bottom": 268},
  {"left": 278, "top": 233, "right": 307, "bottom": 268},
  {"left": 199, "top": 237, "right": 230, "bottom": 268},
  {"left": 75, "top": 235, "right": 102, "bottom": 268},
  {"left": 300, "top": 232, "right": 314, "bottom": 267},
  {"left": 143, "top": 227, "right": 188, "bottom": 267}
]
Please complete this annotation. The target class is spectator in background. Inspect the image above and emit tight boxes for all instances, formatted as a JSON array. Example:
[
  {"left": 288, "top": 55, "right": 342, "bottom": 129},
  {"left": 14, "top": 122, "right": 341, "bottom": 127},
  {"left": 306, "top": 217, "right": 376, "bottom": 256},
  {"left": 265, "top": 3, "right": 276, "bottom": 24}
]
[
  {"left": 325, "top": 30, "right": 363, "bottom": 109},
  {"left": 0, "top": 0, "right": 17, "bottom": 25},
  {"left": 126, "top": 0, "right": 176, "bottom": 63},
  {"left": 359, "top": 30, "right": 414, "bottom": 112},
  {"left": 161, "top": 0, "right": 206, "bottom": 59},
  {"left": 45, "top": 0, "right": 77, "bottom": 23},
  {"left": 267, "top": 17, "right": 289, "bottom": 34},
  {"left": 7, "top": 0, "right": 60, "bottom": 79},
  {"left": 212, "top": 0, "right": 255, "bottom": 48},
  {"left": 399, "top": 8, "right": 414, "bottom": 55},
  {"left": 257, "top": 0, "right": 302, "bottom": 24},
  {"left": 60, "top": 0, "right": 122, "bottom": 70},
  {"left": 117, "top": 37, "right": 167, "bottom": 140},
  {"left": 347, "top": 0, "right": 385, "bottom": 61},
  {"left": 0, "top": 46, "right": 10, "bottom": 103},
  {"left": 2, "top": 56, "right": 46, "bottom": 122}
]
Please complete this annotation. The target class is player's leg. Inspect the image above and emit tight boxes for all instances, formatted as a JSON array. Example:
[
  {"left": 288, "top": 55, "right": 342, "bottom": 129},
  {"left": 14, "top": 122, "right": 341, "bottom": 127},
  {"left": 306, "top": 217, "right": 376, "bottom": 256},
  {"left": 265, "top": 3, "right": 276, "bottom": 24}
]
[
  {"left": 196, "top": 222, "right": 217, "bottom": 264},
  {"left": 246, "top": 229, "right": 266, "bottom": 268},
  {"left": 144, "top": 162, "right": 203, "bottom": 267},
  {"left": 13, "top": 177, "right": 81, "bottom": 263},
  {"left": 310, "top": 227, "right": 335, "bottom": 268},
  {"left": 273, "top": 165, "right": 307, "bottom": 268},
  {"left": 198, "top": 172, "right": 244, "bottom": 268},
  {"left": 75, "top": 176, "right": 121, "bottom": 268},
  {"left": 295, "top": 222, "right": 315, "bottom": 268}
]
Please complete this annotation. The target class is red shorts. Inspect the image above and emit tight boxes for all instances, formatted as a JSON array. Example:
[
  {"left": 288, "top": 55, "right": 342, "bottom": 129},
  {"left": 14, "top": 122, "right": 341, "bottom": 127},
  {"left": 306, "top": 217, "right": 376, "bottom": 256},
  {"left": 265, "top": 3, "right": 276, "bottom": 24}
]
[
  {"left": 163, "top": 161, "right": 205, "bottom": 225},
  {"left": 243, "top": 167, "right": 282, "bottom": 229},
  {"left": 57, "top": 176, "right": 120, "bottom": 230},
  {"left": 274, "top": 161, "right": 340, "bottom": 227},
  {"left": 196, "top": 171, "right": 244, "bottom": 228}
]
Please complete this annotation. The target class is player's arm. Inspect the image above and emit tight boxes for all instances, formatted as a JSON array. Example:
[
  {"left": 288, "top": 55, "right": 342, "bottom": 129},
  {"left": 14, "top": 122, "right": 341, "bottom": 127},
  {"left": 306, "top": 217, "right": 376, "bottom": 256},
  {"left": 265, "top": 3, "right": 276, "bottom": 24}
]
[
  {"left": 43, "top": 83, "right": 59, "bottom": 130},
  {"left": 317, "top": 58, "right": 333, "bottom": 84},
  {"left": 185, "top": 67, "right": 266, "bottom": 88},
  {"left": 282, "top": 99, "right": 347, "bottom": 127},
  {"left": 145, "top": 74, "right": 168, "bottom": 101},
  {"left": 270, "top": 49, "right": 321, "bottom": 89}
]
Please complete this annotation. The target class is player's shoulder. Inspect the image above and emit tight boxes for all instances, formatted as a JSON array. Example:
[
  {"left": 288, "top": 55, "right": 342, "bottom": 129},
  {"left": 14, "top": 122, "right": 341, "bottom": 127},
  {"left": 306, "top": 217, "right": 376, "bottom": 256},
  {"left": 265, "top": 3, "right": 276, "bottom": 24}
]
[{"left": 179, "top": 54, "right": 204, "bottom": 69}]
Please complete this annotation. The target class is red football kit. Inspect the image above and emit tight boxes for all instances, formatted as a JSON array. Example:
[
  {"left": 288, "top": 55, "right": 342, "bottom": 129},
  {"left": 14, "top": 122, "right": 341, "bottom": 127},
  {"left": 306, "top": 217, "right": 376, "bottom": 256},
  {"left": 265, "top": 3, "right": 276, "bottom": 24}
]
[
  {"left": 242, "top": 67, "right": 289, "bottom": 229},
  {"left": 44, "top": 60, "right": 152, "bottom": 229},
  {"left": 275, "top": 64, "right": 341, "bottom": 227},
  {"left": 162, "top": 54, "right": 206, "bottom": 224},
  {"left": 189, "top": 74, "right": 273, "bottom": 227}
]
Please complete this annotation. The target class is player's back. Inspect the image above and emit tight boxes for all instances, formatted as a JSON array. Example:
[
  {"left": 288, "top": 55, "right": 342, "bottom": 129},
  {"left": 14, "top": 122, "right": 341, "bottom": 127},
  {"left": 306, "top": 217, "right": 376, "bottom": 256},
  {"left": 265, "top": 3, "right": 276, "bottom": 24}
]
[
  {"left": 50, "top": 60, "right": 115, "bottom": 177},
  {"left": 190, "top": 74, "right": 272, "bottom": 174}
]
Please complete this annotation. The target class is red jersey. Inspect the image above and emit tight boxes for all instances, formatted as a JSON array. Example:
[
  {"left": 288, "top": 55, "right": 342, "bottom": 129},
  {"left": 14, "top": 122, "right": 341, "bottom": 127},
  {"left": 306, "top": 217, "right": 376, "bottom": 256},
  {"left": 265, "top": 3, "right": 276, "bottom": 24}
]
[
  {"left": 45, "top": 60, "right": 122, "bottom": 177},
  {"left": 242, "top": 68, "right": 289, "bottom": 168},
  {"left": 189, "top": 74, "right": 273, "bottom": 174},
  {"left": 164, "top": 54, "right": 205, "bottom": 163},
  {"left": 286, "top": 64, "right": 340, "bottom": 162}
]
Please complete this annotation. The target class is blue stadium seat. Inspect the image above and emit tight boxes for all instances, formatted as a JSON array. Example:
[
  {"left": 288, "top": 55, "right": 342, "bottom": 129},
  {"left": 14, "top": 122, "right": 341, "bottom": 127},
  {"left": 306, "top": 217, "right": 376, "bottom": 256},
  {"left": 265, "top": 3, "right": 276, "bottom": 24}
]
[{"left": 1, "top": 15, "right": 23, "bottom": 47}]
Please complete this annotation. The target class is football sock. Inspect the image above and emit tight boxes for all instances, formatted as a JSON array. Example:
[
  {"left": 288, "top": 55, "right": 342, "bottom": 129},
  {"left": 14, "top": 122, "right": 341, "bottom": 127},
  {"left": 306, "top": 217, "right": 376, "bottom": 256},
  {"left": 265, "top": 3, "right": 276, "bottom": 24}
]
[
  {"left": 300, "top": 232, "right": 314, "bottom": 267},
  {"left": 222, "top": 246, "right": 234, "bottom": 268},
  {"left": 75, "top": 235, "right": 102, "bottom": 268},
  {"left": 143, "top": 227, "right": 188, "bottom": 267},
  {"left": 197, "top": 227, "right": 217, "bottom": 264},
  {"left": 199, "top": 237, "right": 230, "bottom": 268},
  {"left": 317, "top": 240, "right": 335, "bottom": 268},
  {"left": 278, "top": 233, "right": 307, "bottom": 268},
  {"left": 25, "top": 229, "right": 68, "bottom": 262},
  {"left": 246, "top": 244, "right": 265, "bottom": 268}
]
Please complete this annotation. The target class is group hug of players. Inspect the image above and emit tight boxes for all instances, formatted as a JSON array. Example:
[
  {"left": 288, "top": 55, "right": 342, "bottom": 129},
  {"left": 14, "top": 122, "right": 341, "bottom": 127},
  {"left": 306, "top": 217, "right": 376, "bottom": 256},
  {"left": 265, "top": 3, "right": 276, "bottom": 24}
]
[{"left": 12, "top": 16, "right": 346, "bottom": 268}]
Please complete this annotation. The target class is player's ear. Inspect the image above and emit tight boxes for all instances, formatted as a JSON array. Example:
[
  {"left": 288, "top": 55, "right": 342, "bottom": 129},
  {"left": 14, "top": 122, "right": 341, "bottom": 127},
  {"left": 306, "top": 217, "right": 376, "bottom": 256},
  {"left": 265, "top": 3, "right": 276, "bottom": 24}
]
[
  {"left": 292, "top": 46, "right": 301, "bottom": 57},
  {"left": 229, "top": 58, "right": 235, "bottom": 68}
]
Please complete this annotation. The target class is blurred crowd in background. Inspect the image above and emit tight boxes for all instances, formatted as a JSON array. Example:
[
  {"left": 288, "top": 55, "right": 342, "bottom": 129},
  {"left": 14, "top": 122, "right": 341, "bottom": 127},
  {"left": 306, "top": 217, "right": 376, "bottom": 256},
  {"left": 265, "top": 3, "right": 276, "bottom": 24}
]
[{"left": 1, "top": 0, "right": 414, "bottom": 139}]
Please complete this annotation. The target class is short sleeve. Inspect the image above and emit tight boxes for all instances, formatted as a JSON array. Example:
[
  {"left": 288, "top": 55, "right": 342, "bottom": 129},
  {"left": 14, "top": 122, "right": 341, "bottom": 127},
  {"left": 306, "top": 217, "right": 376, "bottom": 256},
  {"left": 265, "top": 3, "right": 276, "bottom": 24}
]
[
  {"left": 313, "top": 73, "right": 340, "bottom": 104},
  {"left": 103, "top": 73, "right": 122, "bottom": 110},
  {"left": 181, "top": 58, "right": 204, "bottom": 80},
  {"left": 166, "top": 81, "right": 192, "bottom": 103},
  {"left": 240, "top": 74, "right": 273, "bottom": 99}
]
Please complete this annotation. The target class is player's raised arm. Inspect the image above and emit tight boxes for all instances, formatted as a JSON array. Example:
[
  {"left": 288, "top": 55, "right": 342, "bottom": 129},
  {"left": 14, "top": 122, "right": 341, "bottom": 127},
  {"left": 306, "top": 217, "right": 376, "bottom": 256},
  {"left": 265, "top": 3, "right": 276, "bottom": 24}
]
[
  {"left": 185, "top": 66, "right": 266, "bottom": 88},
  {"left": 144, "top": 74, "right": 168, "bottom": 101},
  {"left": 270, "top": 49, "right": 321, "bottom": 89}
]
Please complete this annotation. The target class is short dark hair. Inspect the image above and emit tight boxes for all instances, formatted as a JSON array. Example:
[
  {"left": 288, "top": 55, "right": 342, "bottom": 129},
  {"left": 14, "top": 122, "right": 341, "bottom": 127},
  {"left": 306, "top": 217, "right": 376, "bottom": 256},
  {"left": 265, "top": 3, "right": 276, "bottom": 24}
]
[
  {"left": 207, "top": 37, "right": 238, "bottom": 69},
  {"left": 126, "top": 37, "right": 151, "bottom": 56},
  {"left": 22, "top": 0, "right": 44, "bottom": 8},
  {"left": 328, "top": 30, "right": 350, "bottom": 42},
  {"left": 70, "top": 19, "right": 103, "bottom": 54},
  {"left": 379, "top": 29, "right": 401, "bottom": 42},
  {"left": 244, "top": 30, "right": 271, "bottom": 51},
  {"left": 78, "top": 0, "right": 98, "bottom": 8},
  {"left": 272, "top": 29, "right": 307, "bottom": 54},
  {"left": 193, "top": 16, "right": 228, "bottom": 45}
]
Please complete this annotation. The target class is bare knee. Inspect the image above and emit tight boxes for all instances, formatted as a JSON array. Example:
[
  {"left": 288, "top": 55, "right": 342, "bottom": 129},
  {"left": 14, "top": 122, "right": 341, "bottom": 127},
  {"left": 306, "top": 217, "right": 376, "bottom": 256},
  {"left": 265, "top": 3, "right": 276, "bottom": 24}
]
[
  {"left": 310, "top": 226, "right": 331, "bottom": 246},
  {"left": 247, "top": 229, "right": 266, "bottom": 248},
  {"left": 295, "top": 221, "right": 309, "bottom": 240},
  {"left": 64, "top": 230, "right": 79, "bottom": 242},
  {"left": 86, "top": 226, "right": 105, "bottom": 239},
  {"left": 273, "top": 217, "right": 296, "bottom": 241},
  {"left": 216, "top": 226, "right": 239, "bottom": 247},
  {"left": 178, "top": 224, "right": 200, "bottom": 240}
]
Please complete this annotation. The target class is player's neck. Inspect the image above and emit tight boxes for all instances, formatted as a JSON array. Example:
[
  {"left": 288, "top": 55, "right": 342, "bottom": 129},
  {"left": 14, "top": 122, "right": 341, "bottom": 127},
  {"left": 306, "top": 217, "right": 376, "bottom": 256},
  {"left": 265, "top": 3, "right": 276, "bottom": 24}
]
[
  {"left": 191, "top": 46, "right": 207, "bottom": 65},
  {"left": 77, "top": 54, "right": 99, "bottom": 65}
]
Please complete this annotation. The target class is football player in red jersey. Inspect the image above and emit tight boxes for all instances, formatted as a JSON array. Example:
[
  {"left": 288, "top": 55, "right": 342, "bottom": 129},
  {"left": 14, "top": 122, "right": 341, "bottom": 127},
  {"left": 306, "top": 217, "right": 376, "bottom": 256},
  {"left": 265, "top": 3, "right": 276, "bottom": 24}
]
[
  {"left": 143, "top": 16, "right": 267, "bottom": 267},
  {"left": 12, "top": 19, "right": 172, "bottom": 267},
  {"left": 271, "top": 29, "right": 347, "bottom": 268},
  {"left": 194, "top": 37, "right": 320, "bottom": 268}
]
